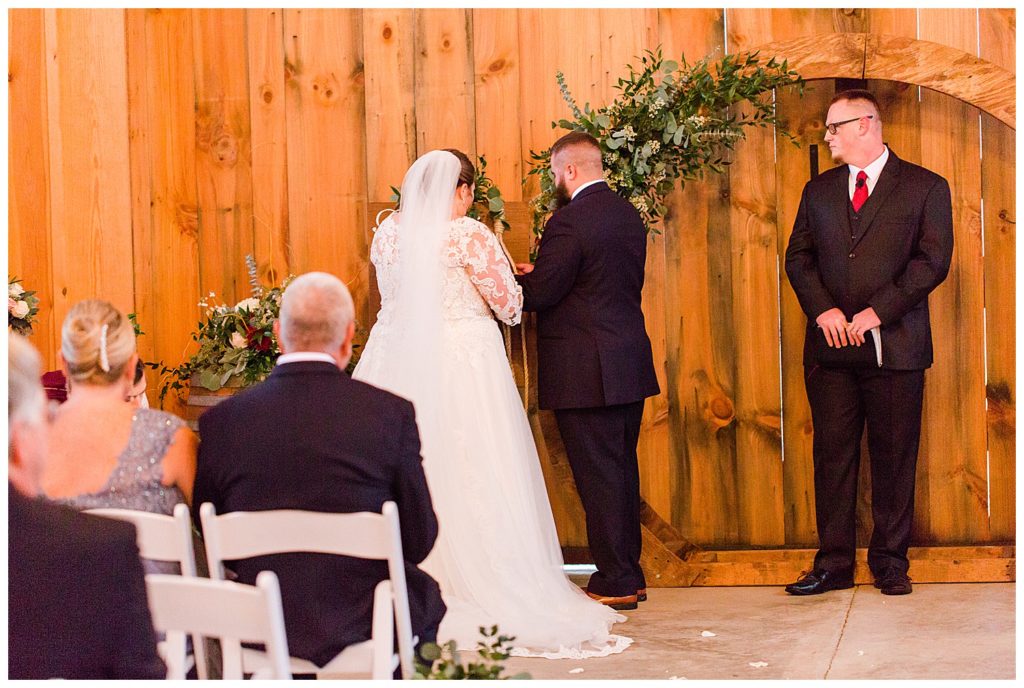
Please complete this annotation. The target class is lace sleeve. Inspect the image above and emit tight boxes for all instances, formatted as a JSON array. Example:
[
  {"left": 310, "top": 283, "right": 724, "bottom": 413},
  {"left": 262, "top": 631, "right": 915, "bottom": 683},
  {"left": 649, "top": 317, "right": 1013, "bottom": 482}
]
[
  {"left": 452, "top": 219, "right": 523, "bottom": 325},
  {"left": 369, "top": 213, "right": 397, "bottom": 268}
]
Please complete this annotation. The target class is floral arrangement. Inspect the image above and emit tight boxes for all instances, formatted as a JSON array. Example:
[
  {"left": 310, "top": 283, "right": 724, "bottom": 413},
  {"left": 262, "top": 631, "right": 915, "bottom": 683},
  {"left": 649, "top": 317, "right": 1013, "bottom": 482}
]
[
  {"left": 8, "top": 277, "right": 40, "bottom": 336},
  {"left": 158, "top": 256, "right": 290, "bottom": 402},
  {"left": 390, "top": 154, "right": 510, "bottom": 235},
  {"left": 413, "top": 625, "right": 529, "bottom": 680},
  {"left": 527, "top": 47, "right": 803, "bottom": 236}
]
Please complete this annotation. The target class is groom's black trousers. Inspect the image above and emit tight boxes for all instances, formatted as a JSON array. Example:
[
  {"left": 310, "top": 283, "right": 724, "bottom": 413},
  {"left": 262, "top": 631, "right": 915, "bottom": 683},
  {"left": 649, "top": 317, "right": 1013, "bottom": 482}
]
[{"left": 555, "top": 400, "right": 646, "bottom": 597}]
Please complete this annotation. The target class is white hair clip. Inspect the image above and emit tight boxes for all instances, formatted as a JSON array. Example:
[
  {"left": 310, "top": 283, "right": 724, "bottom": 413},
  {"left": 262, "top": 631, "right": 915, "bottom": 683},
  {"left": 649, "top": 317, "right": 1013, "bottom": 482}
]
[{"left": 99, "top": 323, "right": 110, "bottom": 372}]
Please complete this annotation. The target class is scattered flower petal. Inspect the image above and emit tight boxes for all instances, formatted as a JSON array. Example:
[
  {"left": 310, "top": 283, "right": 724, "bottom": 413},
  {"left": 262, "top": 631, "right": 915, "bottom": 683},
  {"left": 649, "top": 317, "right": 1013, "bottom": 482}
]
[
  {"left": 700, "top": 630, "right": 717, "bottom": 637},
  {"left": 749, "top": 662, "right": 768, "bottom": 668},
  {"left": 569, "top": 668, "right": 584, "bottom": 674}
]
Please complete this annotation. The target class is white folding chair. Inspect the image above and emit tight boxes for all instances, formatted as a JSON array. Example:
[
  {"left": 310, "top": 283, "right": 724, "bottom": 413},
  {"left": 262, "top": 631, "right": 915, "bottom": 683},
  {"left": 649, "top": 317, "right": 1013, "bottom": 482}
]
[
  {"left": 85, "top": 503, "right": 208, "bottom": 678},
  {"left": 200, "top": 501, "right": 414, "bottom": 679},
  {"left": 146, "top": 571, "right": 291, "bottom": 680}
]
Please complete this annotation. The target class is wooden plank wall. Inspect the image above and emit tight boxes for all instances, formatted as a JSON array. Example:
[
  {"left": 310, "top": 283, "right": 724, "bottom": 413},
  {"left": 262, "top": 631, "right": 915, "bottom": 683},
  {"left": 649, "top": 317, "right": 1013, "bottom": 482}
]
[
  {"left": 9, "top": 9, "right": 55, "bottom": 367},
  {"left": 978, "top": 8, "right": 1016, "bottom": 543},
  {"left": 125, "top": 9, "right": 201, "bottom": 418},
  {"left": 8, "top": 8, "right": 1015, "bottom": 552}
]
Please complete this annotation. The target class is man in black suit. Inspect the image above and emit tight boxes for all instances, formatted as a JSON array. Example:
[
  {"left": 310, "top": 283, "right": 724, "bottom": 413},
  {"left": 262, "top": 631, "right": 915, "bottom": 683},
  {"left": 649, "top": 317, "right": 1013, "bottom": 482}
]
[
  {"left": 516, "top": 131, "right": 660, "bottom": 611},
  {"left": 8, "top": 333, "right": 165, "bottom": 680},
  {"left": 784, "top": 90, "right": 953, "bottom": 596},
  {"left": 193, "top": 272, "right": 445, "bottom": 668}
]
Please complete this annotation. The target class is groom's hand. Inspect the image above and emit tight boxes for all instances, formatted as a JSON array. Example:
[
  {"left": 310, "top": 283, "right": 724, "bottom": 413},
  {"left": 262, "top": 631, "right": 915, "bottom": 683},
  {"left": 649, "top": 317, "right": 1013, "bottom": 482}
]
[{"left": 516, "top": 263, "right": 535, "bottom": 275}]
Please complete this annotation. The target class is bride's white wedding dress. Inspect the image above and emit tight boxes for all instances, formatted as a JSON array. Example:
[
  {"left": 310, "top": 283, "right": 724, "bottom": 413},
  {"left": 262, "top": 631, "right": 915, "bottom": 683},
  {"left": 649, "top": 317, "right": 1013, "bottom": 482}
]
[{"left": 353, "top": 210, "right": 631, "bottom": 659}]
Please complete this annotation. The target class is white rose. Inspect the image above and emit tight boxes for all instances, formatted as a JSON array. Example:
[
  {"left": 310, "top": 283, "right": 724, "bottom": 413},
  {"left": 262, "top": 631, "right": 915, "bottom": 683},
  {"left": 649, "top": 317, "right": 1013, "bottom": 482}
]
[
  {"left": 12, "top": 300, "right": 30, "bottom": 318},
  {"left": 9, "top": 282, "right": 24, "bottom": 297},
  {"left": 230, "top": 332, "right": 248, "bottom": 349},
  {"left": 234, "top": 297, "right": 260, "bottom": 312}
]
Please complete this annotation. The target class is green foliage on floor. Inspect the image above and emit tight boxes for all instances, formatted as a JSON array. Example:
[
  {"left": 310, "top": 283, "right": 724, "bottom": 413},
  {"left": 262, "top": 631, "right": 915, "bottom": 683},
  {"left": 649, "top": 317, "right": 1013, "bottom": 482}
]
[{"left": 413, "top": 625, "right": 531, "bottom": 680}]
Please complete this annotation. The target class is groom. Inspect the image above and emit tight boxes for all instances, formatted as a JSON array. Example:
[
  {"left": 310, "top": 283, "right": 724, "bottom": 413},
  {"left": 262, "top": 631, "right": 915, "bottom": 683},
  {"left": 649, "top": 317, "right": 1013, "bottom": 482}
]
[{"left": 516, "top": 131, "right": 660, "bottom": 611}]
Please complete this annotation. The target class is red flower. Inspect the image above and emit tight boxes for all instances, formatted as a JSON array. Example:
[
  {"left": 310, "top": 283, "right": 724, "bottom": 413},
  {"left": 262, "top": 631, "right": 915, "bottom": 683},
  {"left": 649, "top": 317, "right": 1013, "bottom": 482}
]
[{"left": 244, "top": 323, "right": 273, "bottom": 352}]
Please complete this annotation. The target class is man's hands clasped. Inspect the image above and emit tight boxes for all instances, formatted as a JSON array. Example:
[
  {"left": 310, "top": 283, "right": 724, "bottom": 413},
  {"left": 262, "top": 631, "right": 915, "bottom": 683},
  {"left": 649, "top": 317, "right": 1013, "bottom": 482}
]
[{"left": 816, "top": 307, "right": 881, "bottom": 347}]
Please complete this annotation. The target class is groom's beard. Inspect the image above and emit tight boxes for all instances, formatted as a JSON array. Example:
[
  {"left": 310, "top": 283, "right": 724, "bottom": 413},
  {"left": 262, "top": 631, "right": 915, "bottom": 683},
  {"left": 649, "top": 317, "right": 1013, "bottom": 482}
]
[{"left": 553, "top": 180, "right": 572, "bottom": 209}]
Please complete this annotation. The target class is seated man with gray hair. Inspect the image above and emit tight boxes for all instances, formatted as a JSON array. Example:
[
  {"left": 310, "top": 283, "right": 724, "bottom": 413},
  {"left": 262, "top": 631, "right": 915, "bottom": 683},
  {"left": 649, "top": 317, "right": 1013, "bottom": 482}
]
[
  {"left": 192, "top": 272, "right": 445, "bottom": 670},
  {"left": 8, "top": 334, "right": 165, "bottom": 679}
]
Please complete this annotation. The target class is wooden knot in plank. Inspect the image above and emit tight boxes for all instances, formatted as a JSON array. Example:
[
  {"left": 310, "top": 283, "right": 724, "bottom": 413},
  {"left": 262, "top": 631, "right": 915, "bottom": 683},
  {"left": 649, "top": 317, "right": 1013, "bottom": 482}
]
[
  {"left": 707, "top": 395, "right": 735, "bottom": 429},
  {"left": 311, "top": 73, "right": 339, "bottom": 103},
  {"left": 260, "top": 84, "right": 274, "bottom": 105},
  {"left": 986, "top": 381, "right": 1015, "bottom": 435},
  {"left": 175, "top": 203, "right": 199, "bottom": 239},
  {"left": 258, "top": 262, "right": 279, "bottom": 287}
]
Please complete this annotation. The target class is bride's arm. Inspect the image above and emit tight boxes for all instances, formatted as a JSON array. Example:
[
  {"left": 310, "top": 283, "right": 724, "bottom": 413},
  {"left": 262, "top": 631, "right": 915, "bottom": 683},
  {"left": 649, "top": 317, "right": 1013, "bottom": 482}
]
[{"left": 458, "top": 221, "right": 523, "bottom": 326}]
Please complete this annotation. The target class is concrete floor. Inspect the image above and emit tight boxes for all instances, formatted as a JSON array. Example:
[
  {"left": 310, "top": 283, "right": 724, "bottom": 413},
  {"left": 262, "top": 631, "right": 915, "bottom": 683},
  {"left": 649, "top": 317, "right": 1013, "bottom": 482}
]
[{"left": 498, "top": 583, "right": 1015, "bottom": 680}]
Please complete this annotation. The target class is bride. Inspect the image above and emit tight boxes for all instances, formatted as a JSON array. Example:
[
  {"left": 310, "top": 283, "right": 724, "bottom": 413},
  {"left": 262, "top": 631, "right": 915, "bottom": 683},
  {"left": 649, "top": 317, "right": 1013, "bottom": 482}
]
[{"left": 353, "top": 149, "right": 631, "bottom": 659}]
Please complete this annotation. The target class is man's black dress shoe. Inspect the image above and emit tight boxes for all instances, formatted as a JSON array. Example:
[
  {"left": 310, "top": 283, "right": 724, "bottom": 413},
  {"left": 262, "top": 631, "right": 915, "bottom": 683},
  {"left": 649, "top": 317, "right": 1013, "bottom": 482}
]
[
  {"left": 784, "top": 568, "right": 855, "bottom": 595},
  {"left": 873, "top": 567, "right": 912, "bottom": 595}
]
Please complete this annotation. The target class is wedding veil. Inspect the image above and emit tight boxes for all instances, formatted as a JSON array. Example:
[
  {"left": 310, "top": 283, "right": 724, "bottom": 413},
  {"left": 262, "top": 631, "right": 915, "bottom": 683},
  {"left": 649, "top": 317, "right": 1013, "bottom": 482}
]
[{"left": 387, "top": 150, "right": 461, "bottom": 462}]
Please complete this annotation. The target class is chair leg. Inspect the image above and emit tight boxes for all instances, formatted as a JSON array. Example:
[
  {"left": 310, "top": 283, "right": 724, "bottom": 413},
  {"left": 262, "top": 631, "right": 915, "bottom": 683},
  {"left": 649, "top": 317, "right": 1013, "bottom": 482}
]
[{"left": 369, "top": 581, "right": 396, "bottom": 679}]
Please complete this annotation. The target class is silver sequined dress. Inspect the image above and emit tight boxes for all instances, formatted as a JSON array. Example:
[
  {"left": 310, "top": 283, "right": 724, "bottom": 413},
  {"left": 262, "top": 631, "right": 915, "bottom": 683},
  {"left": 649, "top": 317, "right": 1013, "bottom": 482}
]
[{"left": 57, "top": 408, "right": 188, "bottom": 574}]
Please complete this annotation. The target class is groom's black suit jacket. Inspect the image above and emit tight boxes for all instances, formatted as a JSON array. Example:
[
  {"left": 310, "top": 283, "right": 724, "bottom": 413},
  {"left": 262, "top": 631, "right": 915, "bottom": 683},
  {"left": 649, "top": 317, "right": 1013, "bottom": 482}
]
[
  {"left": 518, "top": 181, "right": 660, "bottom": 409},
  {"left": 193, "top": 361, "right": 445, "bottom": 667},
  {"left": 785, "top": 149, "right": 953, "bottom": 370}
]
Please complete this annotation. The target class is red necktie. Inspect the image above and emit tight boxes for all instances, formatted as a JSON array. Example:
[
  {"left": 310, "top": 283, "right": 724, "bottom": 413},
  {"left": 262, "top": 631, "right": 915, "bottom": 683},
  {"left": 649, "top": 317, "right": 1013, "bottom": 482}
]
[{"left": 852, "top": 170, "right": 868, "bottom": 212}]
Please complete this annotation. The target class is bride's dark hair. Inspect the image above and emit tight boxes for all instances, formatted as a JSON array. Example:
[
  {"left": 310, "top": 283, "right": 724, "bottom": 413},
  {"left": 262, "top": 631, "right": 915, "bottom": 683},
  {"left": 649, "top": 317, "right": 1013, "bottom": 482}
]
[{"left": 443, "top": 149, "right": 476, "bottom": 190}]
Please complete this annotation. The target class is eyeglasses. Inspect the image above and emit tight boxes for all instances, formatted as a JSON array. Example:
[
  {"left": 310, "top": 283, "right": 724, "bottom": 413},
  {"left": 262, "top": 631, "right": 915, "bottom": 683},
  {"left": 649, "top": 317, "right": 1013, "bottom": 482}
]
[{"left": 825, "top": 114, "right": 873, "bottom": 135}]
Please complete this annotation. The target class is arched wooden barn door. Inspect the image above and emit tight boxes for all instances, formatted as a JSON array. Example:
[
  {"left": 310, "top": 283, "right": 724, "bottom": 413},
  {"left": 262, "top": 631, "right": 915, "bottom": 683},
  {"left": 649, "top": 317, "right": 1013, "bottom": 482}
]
[{"left": 481, "top": 33, "right": 1015, "bottom": 586}]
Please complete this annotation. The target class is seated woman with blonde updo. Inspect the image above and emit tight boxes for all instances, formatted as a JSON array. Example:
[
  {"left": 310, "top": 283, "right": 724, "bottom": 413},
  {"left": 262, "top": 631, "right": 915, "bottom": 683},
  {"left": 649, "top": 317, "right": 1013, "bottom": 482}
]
[{"left": 41, "top": 300, "right": 197, "bottom": 543}]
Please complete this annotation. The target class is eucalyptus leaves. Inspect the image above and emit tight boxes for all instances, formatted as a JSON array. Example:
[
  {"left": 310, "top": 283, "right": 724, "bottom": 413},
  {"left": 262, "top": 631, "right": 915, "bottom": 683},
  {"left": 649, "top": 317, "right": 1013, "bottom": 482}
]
[
  {"left": 528, "top": 47, "right": 803, "bottom": 234},
  {"left": 413, "top": 625, "right": 529, "bottom": 680}
]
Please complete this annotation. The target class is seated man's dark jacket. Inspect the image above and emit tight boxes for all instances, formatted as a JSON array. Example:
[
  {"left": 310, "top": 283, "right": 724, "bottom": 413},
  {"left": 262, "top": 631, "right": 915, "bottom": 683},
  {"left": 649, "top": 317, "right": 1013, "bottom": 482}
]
[
  {"left": 9, "top": 485, "right": 166, "bottom": 679},
  {"left": 193, "top": 360, "right": 445, "bottom": 667}
]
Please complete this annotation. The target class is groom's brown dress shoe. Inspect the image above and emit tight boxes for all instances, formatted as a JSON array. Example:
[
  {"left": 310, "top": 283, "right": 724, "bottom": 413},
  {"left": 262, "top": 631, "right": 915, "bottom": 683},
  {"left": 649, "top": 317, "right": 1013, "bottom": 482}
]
[
  {"left": 585, "top": 588, "right": 638, "bottom": 611},
  {"left": 784, "top": 568, "right": 854, "bottom": 595},
  {"left": 637, "top": 588, "right": 647, "bottom": 602}
]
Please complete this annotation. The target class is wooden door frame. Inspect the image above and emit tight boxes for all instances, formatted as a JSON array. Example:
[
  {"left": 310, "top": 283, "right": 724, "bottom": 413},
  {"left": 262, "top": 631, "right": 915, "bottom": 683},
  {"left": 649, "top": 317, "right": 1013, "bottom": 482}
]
[{"left": 747, "top": 32, "right": 1015, "bottom": 128}]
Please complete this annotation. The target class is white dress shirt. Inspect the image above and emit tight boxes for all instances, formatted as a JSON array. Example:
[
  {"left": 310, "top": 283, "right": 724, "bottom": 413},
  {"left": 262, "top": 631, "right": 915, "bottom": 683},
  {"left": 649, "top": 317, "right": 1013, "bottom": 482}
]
[
  {"left": 276, "top": 351, "right": 338, "bottom": 366},
  {"left": 847, "top": 146, "right": 889, "bottom": 201},
  {"left": 571, "top": 179, "right": 605, "bottom": 200}
]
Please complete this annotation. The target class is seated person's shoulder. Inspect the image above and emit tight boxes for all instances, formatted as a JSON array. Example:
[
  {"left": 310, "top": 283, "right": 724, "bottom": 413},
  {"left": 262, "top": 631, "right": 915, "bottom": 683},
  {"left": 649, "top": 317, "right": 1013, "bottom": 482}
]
[
  {"left": 136, "top": 406, "right": 186, "bottom": 430},
  {"left": 346, "top": 377, "right": 415, "bottom": 418},
  {"left": 16, "top": 495, "right": 138, "bottom": 559},
  {"left": 77, "top": 510, "right": 140, "bottom": 555}
]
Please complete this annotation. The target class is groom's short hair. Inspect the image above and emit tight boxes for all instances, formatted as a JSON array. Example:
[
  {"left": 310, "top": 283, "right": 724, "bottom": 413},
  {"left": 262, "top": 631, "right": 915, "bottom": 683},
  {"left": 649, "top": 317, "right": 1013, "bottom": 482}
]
[
  {"left": 551, "top": 131, "right": 602, "bottom": 170},
  {"left": 278, "top": 272, "right": 354, "bottom": 353}
]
